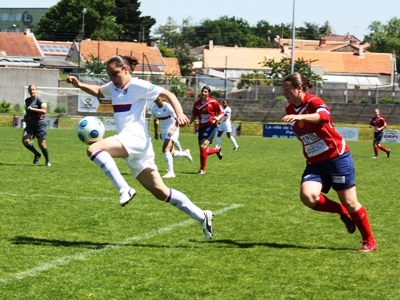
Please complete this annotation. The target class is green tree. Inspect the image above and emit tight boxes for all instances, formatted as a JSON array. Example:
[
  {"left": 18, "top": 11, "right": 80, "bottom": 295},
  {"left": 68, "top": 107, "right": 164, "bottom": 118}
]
[
  {"left": 115, "top": 0, "right": 155, "bottom": 41},
  {"left": 262, "top": 57, "right": 322, "bottom": 86},
  {"left": 296, "top": 22, "right": 322, "bottom": 40},
  {"left": 237, "top": 72, "right": 274, "bottom": 89},
  {"left": 84, "top": 54, "right": 107, "bottom": 74},
  {"left": 35, "top": 0, "right": 154, "bottom": 42},
  {"left": 364, "top": 17, "right": 400, "bottom": 71},
  {"left": 154, "top": 17, "right": 181, "bottom": 47}
]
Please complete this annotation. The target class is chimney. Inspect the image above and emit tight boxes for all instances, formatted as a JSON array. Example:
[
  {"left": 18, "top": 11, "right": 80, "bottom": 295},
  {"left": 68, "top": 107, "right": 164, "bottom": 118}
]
[
  {"left": 359, "top": 45, "right": 364, "bottom": 57},
  {"left": 319, "top": 38, "right": 326, "bottom": 47},
  {"left": 146, "top": 39, "right": 155, "bottom": 47},
  {"left": 283, "top": 45, "right": 290, "bottom": 55},
  {"left": 209, "top": 40, "right": 213, "bottom": 51},
  {"left": 24, "top": 28, "right": 31, "bottom": 36}
]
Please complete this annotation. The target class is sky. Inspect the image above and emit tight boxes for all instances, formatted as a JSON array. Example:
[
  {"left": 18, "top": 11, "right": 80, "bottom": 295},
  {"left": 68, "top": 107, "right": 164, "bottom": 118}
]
[{"left": 4, "top": 0, "right": 398, "bottom": 40}]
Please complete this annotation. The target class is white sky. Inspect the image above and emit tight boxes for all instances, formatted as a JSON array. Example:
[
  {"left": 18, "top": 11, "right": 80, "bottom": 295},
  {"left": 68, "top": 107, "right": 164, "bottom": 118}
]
[{"left": 4, "top": 0, "right": 398, "bottom": 40}]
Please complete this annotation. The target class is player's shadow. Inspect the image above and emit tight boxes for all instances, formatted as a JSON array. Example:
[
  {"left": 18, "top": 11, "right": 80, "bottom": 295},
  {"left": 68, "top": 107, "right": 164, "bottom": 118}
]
[
  {"left": 10, "top": 236, "right": 196, "bottom": 250},
  {"left": 209, "top": 239, "right": 353, "bottom": 251}
]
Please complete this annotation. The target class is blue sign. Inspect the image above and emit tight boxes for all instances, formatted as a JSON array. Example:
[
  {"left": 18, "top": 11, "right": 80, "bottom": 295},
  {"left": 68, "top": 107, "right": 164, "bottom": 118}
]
[{"left": 263, "top": 123, "right": 296, "bottom": 138}]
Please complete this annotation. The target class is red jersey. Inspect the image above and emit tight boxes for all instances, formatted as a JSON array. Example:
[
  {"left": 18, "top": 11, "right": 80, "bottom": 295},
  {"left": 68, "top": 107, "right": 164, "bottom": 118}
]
[
  {"left": 192, "top": 97, "right": 223, "bottom": 126},
  {"left": 285, "top": 93, "right": 349, "bottom": 164},
  {"left": 369, "top": 116, "right": 387, "bottom": 132}
]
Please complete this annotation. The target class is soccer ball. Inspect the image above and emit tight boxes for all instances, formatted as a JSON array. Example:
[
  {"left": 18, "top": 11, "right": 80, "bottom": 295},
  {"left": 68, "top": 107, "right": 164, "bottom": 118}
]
[{"left": 76, "top": 116, "right": 105, "bottom": 144}]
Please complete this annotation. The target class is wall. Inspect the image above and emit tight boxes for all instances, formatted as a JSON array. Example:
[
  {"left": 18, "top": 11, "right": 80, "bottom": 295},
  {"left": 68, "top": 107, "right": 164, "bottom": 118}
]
[
  {"left": 0, "top": 68, "right": 59, "bottom": 105},
  {"left": 179, "top": 98, "right": 400, "bottom": 125}
]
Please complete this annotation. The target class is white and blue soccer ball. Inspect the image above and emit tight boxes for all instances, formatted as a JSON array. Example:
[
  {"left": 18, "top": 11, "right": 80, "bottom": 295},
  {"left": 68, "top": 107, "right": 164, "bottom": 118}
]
[{"left": 76, "top": 116, "right": 105, "bottom": 144}]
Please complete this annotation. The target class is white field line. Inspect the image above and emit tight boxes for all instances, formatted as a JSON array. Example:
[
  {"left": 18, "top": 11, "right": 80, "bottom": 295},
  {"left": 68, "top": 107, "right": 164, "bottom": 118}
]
[{"left": 0, "top": 203, "right": 242, "bottom": 285}]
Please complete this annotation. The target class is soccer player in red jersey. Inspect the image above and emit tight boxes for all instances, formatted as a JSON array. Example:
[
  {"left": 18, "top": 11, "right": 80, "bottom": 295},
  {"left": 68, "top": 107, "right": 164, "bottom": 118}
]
[
  {"left": 369, "top": 109, "right": 390, "bottom": 158},
  {"left": 282, "top": 72, "right": 377, "bottom": 252},
  {"left": 189, "top": 86, "right": 224, "bottom": 174}
]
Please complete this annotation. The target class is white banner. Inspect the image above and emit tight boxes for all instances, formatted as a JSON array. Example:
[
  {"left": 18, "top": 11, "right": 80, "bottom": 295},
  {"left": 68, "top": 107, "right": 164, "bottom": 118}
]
[
  {"left": 77, "top": 95, "right": 100, "bottom": 112},
  {"left": 382, "top": 130, "right": 400, "bottom": 143},
  {"left": 335, "top": 127, "right": 359, "bottom": 141}
]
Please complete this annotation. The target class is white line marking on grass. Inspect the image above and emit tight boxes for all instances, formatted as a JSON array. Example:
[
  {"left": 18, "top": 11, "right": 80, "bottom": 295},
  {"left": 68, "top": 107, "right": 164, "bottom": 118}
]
[{"left": 0, "top": 203, "right": 242, "bottom": 285}]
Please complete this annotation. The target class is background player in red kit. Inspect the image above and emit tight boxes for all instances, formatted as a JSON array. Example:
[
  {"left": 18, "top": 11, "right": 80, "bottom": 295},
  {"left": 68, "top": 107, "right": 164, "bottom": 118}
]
[
  {"left": 369, "top": 108, "right": 390, "bottom": 158},
  {"left": 189, "top": 86, "right": 224, "bottom": 174},
  {"left": 282, "top": 72, "right": 377, "bottom": 252}
]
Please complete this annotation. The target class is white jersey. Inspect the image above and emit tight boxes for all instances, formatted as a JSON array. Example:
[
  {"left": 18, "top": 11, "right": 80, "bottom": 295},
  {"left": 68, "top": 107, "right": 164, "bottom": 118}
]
[
  {"left": 151, "top": 102, "right": 178, "bottom": 134},
  {"left": 100, "top": 77, "right": 164, "bottom": 135},
  {"left": 218, "top": 106, "right": 233, "bottom": 133}
]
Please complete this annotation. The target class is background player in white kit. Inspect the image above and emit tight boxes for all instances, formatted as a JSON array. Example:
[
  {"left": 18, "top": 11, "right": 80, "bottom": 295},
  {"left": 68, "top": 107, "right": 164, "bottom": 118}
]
[
  {"left": 152, "top": 96, "right": 193, "bottom": 178},
  {"left": 215, "top": 100, "right": 239, "bottom": 150}
]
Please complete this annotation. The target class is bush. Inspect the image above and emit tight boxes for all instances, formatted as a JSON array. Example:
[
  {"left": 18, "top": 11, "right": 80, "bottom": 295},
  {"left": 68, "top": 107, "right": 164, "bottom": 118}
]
[
  {"left": 379, "top": 97, "right": 393, "bottom": 104},
  {"left": 274, "top": 95, "right": 286, "bottom": 102},
  {"left": 54, "top": 104, "right": 67, "bottom": 114},
  {"left": 0, "top": 100, "right": 11, "bottom": 113},
  {"left": 360, "top": 98, "right": 369, "bottom": 104},
  {"left": 13, "top": 103, "right": 22, "bottom": 113}
]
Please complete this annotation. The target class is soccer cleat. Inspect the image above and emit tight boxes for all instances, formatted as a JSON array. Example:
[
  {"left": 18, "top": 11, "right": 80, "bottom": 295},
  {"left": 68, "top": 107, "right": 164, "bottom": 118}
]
[
  {"left": 359, "top": 239, "right": 377, "bottom": 252},
  {"left": 340, "top": 214, "right": 356, "bottom": 234},
  {"left": 216, "top": 147, "right": 223, "bottom": 160},
  {"left": 119, "top": 187, "right": 136, "bottom": 207},
  {"left": 162, "top": 172, "right": 176, "bottom": 178},
  {"left": 387, "top": 150, "right": 391, "bottom": 158},
  {"left": 233, "top": 146, "right": 239, "bottom": 151},
  {"left": 185, "top": 149, "right": 193, "bottom": 163},
  {"left": 197, "top": 170, "right": 206, "bottom": 175},
  {"left": 372, "top": 156, "right": 378, "bottom": 159},
  {"left": 33, "top": 153, "right": 41, "bottom": 164},
  {"left": 46, "top": 162, "right": 52, "bottom": 167},
  {"left": 200, "top": 210, "right": 213, "bottom": 241}
]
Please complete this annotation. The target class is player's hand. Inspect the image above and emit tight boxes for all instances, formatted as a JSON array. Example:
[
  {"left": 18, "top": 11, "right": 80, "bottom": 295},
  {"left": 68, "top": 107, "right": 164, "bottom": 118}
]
[
  {"left": 175, "top": 112, "right": 190, "bottom": 126},
  {"left": 66, "top": 76, "right": 80, "bottom": 88}
]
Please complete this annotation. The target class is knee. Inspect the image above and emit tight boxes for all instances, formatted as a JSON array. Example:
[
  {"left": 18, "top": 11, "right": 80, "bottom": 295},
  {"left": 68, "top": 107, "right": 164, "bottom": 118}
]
[{"left": 299, "top": 191, "right": 319, "bottom": 208}]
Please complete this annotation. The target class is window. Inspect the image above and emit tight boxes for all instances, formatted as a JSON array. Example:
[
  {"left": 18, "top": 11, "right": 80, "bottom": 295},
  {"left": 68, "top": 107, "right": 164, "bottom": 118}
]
[
  {"left": 16, "top": 13, "right": 22, "bottom": 21},
  {"left": 24, "top": 14, "right": 32, "bottom": 22},
  {"left": 9, "top": 13, "right": 16, "bottom": 21},
  {"left": 1, "top": 13, "right": 8, "bottom": 21}
]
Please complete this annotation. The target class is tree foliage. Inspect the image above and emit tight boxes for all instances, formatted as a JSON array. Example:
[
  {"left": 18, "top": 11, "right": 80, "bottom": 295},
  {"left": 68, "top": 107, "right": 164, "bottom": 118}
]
[
  {"left": 364, "top": 17, "right": 400, "bottom": 71},
  {"left": 84, "top": 54, "right": 107, "bottom": 74},
  {"left": 35, "top": 0, "right": 154, "bottom": 42},
  {"left": 262, "top": 57, "right": 322, "bottom": 86}
]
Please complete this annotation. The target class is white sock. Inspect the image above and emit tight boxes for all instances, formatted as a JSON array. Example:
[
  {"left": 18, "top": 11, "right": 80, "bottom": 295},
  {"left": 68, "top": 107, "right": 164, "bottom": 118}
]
[
  {"left": 173, "top": 150, "right": 185, "bottom": 157},
  {"left": 166, "top": 188, "right": 204, "bottom": 221},
  {"left": 230, "top": 136, "right": 238, "bottom": 148},
  {"left": 164, "top": 151, "right": 174, "bottom": 174},
  {"left": 174, "top": 140, "right": 183, "bottom": 151},
  {"left": 91, "top": 150, "right": 130, "bottom": 192},
  {"left": 215, "top": 136, "right": 221, "bottom": 147}
]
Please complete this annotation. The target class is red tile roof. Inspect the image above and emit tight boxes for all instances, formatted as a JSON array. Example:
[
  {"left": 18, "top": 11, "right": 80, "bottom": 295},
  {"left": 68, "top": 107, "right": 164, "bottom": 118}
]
[
  {"left": 0, "top": 32, "right": 43, "bottom": 58},
  {"left": 203, "top": 46, "right": 392, "bottom": 75}
]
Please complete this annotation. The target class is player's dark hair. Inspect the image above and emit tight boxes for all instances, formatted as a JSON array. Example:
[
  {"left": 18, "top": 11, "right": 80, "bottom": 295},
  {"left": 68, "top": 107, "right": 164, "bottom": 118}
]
[
  {"left": 107, "top": 55, "right": 139, "bottom": 72},
  {"left": 283, "top": 72, "right": 313, "bottom": 92},
  {"left": 201, "top": 86, "right": 211, "bottom": 93}
]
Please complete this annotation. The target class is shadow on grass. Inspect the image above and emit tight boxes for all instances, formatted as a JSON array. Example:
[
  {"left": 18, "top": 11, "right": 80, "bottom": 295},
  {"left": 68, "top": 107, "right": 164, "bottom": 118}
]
[{"left": 210, "top": 239, "right": 353, "bottom": 251}]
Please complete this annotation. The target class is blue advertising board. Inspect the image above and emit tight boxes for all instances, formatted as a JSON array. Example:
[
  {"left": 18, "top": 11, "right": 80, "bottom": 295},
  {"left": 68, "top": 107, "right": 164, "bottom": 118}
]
[{"left": 263, "top": 123, "right": 297, "bottom": 138}]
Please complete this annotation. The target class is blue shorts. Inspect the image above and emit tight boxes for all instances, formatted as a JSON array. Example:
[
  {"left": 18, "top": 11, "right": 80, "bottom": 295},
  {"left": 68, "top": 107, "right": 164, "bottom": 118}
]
[
  {"left": 301, "top": 151, "right": 356, "bottom": 193},
  {"left": 198, "top": 124, "right": 217, "bottom": 144},
  {"left": 24, "top": 120, "right": 48, "bottom": 140},
  {"left": 373, "top": 132, "right": 383, "bottom": 143}
]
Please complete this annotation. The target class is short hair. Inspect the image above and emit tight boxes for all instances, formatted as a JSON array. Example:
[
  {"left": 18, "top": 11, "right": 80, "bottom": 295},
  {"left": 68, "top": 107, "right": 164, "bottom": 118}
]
[{"left": 201, "top": 86, "right": 211, "bottom": 93}]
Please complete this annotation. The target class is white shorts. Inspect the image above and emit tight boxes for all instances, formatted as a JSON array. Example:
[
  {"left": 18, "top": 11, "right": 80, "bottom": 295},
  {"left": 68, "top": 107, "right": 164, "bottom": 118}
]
[
  {"left": 115, "top": 131, "right": 158, "bottom": 178},
  {"left": 218, "top": 120, "right": 232, "bottom": 133},
  {"left": 161, "top": 129, "right": 180, "bottom": 144}
]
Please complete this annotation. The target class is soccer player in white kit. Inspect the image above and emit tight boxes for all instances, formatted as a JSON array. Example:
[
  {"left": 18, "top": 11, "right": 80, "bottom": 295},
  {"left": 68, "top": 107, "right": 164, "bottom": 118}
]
[
  {"left": 152, "top": 96, "right": 193, "bottom": 178},
  {"left": 66, "top": 55, "right": 213, "bottom": 241},
  {"left": 216, "top": 100, "right": 239, "bottom": 150}
]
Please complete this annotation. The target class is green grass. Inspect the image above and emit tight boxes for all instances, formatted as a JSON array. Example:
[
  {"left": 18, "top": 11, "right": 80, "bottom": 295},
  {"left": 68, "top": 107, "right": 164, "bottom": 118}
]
[{"left": 1, "top": 127, "right": 400, "bottom": 299}]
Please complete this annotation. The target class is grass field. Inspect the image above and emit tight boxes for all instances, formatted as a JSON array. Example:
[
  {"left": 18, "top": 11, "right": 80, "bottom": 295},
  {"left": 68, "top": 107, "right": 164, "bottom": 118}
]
[{"left": 1, "top": 127, "right": 399, "bottom": 299}]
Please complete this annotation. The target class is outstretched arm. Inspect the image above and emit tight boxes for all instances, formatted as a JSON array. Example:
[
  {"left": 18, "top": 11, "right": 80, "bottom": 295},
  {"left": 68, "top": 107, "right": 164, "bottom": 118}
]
[{"left": 67, "top": 76, "right": 104, "bottom": 98}]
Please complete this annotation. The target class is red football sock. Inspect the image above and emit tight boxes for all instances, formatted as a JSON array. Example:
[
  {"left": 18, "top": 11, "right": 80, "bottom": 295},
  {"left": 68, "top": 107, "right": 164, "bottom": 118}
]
[
  {"left": 207, "top": 147, "right": 219, "bottom": 156},
  {"left": 374, "top": 145, "right": 379, "bottom": 156},
  {"left": 200, "top": 148, "right": 208, "bottom": 171},
  {"left": 378, "top": 144, "right": 388, "bottom": 152},
  {"left": 350, "top": 206, "right": 374, "bottom": 241},
  {"left": 312, "top": 194, "right": 348, "bottom": 215}
]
